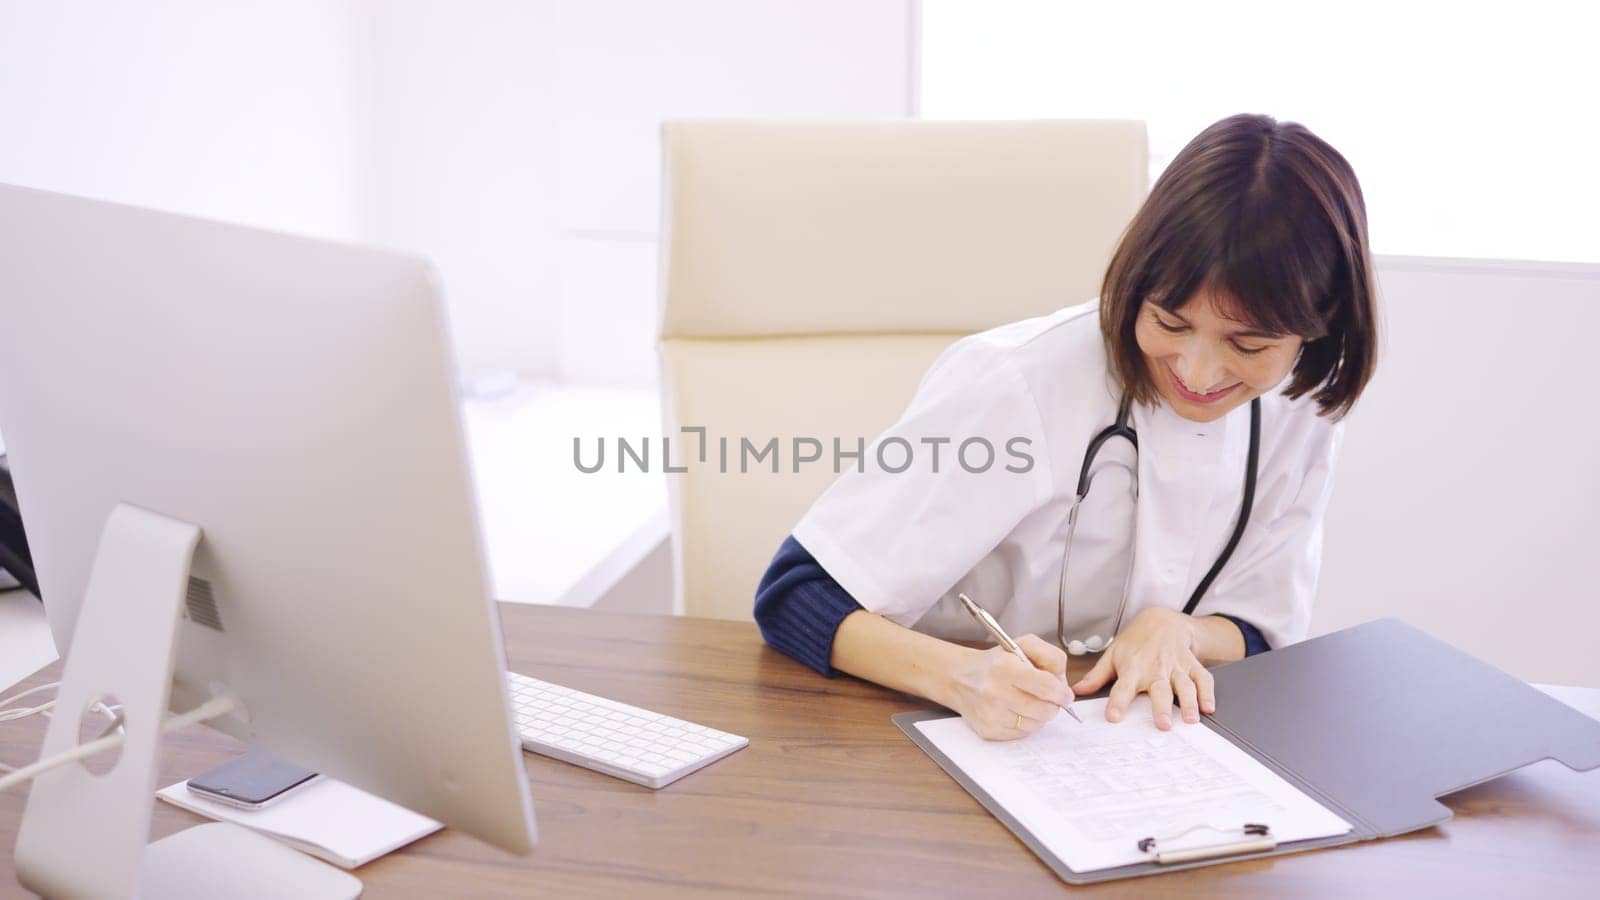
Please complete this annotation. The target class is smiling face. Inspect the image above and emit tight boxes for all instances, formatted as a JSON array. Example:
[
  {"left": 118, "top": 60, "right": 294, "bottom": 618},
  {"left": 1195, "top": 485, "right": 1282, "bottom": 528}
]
[{"left": 1133, "top": 288, "right": 1305, "bottom": 423}]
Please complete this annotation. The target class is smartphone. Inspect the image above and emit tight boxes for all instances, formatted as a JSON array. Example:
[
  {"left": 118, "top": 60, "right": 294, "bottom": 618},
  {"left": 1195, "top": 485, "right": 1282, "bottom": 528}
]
[{"left": 187, "top": 749, "right": 318, "bottom": 810}]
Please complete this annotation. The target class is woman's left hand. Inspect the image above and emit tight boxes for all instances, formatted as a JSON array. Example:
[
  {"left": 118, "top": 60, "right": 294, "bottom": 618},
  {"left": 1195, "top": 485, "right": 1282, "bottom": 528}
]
[{"left": 1070, "top": 607, "right": 1216, "bottom": 730}]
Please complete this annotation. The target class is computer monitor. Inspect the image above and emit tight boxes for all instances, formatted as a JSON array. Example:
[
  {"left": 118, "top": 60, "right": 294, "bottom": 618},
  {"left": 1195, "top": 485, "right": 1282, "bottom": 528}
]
[{"left": 0, "top": 183, "right": 535, "bottom": 893}]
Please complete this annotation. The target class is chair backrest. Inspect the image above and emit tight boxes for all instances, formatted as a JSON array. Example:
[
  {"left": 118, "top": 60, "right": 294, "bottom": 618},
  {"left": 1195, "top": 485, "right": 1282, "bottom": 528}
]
[{"left": 657, "top": 120, "right": 1149, "bottom": 619}]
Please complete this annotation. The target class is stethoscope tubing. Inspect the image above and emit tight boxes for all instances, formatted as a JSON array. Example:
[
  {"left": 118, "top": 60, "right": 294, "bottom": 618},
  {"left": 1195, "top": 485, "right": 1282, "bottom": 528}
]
[
  {"left": 1182, "top": 396, "right": 1260, "bottom": 615},
  {"left": 1057, "top": 394, "right": 1260, "bottom": 650}
]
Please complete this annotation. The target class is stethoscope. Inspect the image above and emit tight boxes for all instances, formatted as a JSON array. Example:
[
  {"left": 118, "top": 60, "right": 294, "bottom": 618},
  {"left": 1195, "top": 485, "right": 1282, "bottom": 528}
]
[{"left": 1056, "top": 392, "right": 1261, "bottom": 655}]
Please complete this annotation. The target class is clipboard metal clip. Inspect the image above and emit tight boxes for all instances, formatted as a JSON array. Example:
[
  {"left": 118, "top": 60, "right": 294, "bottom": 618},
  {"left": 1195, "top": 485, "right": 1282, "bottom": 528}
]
[{"left": 1137, "top": 823, "right": 1275, "bottom": 865}]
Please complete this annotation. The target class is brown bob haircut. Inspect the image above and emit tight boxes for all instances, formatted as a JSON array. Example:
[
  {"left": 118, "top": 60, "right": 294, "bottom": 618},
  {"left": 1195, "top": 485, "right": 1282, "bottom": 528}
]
[{"left": 1099, "top": 113, "right": 1377, "bottom": 418}]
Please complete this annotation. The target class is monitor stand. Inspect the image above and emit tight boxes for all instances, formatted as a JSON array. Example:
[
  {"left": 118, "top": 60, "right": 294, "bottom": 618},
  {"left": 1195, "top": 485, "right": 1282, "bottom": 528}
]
[{"left": 12, "top": 504, "right": 360, "bottom": 899}]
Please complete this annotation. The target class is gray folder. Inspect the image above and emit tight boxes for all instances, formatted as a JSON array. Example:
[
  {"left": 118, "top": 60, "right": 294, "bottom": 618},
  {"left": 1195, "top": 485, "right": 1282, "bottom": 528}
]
[{"left": 894, "top": 618, "right": 1600, "bottom": 884}]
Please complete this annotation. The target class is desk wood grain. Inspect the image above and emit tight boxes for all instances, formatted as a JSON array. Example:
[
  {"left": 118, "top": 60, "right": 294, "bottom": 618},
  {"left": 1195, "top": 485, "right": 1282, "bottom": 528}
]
[{"left": 4, "top": 605, "right": 1598, "bottom": 898}]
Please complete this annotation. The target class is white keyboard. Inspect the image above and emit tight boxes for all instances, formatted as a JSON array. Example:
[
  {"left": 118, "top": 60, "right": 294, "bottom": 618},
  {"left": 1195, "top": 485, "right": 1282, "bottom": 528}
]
[{"left": 505, "top": 671, "right": 748, "bottom": 789}]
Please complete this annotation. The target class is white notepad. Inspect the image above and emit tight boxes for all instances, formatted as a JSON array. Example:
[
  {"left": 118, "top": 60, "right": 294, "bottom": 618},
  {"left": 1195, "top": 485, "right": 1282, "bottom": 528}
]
[
  {"left": 157, "top": 775, "right": 442, "bottom": 869},
  {"left": 914, "top": 696, "right": 1351, "bottom": 873}
]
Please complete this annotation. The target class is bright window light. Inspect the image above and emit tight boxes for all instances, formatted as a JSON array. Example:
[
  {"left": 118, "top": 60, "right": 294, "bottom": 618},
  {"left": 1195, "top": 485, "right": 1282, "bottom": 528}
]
[{"left": 920, "top": 1, "right": 1600, "bottom": 264}]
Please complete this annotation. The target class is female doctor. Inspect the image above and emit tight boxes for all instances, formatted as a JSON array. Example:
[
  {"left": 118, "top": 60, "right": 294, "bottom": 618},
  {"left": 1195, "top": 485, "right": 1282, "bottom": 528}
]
[{"left": 753, "top": 114, "right": 1378, "bottom": 740}]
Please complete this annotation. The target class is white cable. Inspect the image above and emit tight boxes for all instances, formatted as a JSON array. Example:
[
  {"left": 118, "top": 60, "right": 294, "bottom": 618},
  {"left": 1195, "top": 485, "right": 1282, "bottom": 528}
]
[
  {"left": 0, "top": 699, "right": 56, "bottom": 723},
  {"left": 0, "top": 687, "right": 123, "bottom": 724},
  {"left": 0, "top": 682, "right": 60, "bottom": 711},
  {"left": 0, "top": 695, "right": 237, "bottom": 794}
]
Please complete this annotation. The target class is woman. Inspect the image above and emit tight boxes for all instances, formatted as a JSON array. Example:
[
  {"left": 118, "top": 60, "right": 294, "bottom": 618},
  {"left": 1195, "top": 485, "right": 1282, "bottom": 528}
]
[{"left": 753, "top": 113, "right": 1377, "bottom": 740}]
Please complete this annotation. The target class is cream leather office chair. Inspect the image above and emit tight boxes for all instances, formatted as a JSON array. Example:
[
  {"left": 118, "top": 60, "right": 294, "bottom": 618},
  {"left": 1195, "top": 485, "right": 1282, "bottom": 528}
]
[{"left": 658, "top": 120, "right": 1148, "bottom": 620}]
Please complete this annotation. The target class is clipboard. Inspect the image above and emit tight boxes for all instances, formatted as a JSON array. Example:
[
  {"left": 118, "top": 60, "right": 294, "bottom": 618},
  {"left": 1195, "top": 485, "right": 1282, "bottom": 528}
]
[{"left": 894, "top": 618, "right": 1600, "bottom": 884}]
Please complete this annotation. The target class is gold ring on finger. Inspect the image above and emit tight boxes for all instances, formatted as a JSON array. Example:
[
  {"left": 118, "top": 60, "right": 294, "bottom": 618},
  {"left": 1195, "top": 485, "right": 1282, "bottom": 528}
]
[{"left": 1014, "top": 713, "right": 1022, "bottom": 729}]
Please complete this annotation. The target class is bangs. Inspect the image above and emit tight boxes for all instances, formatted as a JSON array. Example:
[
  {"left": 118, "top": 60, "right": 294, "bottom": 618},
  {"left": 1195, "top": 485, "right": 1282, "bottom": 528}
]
[{"left": 1146, "top": 189, "right": 1339, "bottom": 341}]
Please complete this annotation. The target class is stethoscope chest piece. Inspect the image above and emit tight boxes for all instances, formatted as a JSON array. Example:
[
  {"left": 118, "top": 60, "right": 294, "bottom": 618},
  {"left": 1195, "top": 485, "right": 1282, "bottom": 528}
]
[{"left": 1066, "top": 635, "right": 1111, "bottom": 656}]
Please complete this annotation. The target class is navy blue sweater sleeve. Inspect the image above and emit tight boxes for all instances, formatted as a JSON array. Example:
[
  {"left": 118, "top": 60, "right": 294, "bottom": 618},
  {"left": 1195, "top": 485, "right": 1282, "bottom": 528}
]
[
  {"left": 1215, "top": 613, "right": 1271, "bottom": 657},
  {"left": 753, "top": 535, "right": 864, "bottom": 677}
]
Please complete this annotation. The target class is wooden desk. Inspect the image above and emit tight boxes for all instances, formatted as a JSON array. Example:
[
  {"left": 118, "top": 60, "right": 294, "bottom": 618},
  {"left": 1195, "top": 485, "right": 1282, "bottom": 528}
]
[{"left": 4, "top": 605, "right": 1598, "bottom": 897}]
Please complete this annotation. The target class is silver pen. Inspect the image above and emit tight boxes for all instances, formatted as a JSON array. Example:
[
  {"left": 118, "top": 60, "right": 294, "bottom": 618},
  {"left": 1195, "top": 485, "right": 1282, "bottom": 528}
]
[{"left": 958, "top": 592, "right": 1082, "bottom": 723}]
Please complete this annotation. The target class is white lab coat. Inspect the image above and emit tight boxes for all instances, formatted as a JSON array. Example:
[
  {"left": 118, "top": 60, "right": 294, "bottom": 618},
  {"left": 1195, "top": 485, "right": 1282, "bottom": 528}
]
[{"left": 792, "top": 301, "right": 1342, "bottom": 651}]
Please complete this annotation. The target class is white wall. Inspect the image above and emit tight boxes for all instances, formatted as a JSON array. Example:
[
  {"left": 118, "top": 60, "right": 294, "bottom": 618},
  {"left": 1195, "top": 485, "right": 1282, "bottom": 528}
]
[
  {"left": 0, "top": 0, "right": 373, "bottom": 242},
  {"left": 1316, "top": 257, "right": 1600, "bottom": 686},
  {"left": 370, "top": 0, "right": 919, "bottom": 384},
  {"left": 0, "top": 1, "right": 918, "bottom": 383},
  {"left": 367, "top": 0, "right": 563, "bottom": 382}
]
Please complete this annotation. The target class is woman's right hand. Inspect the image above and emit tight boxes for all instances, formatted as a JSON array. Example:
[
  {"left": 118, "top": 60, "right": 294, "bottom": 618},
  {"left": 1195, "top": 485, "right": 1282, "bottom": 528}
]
[{"left": 948, "top": 634, "right": 1073, "bottom": 740}]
